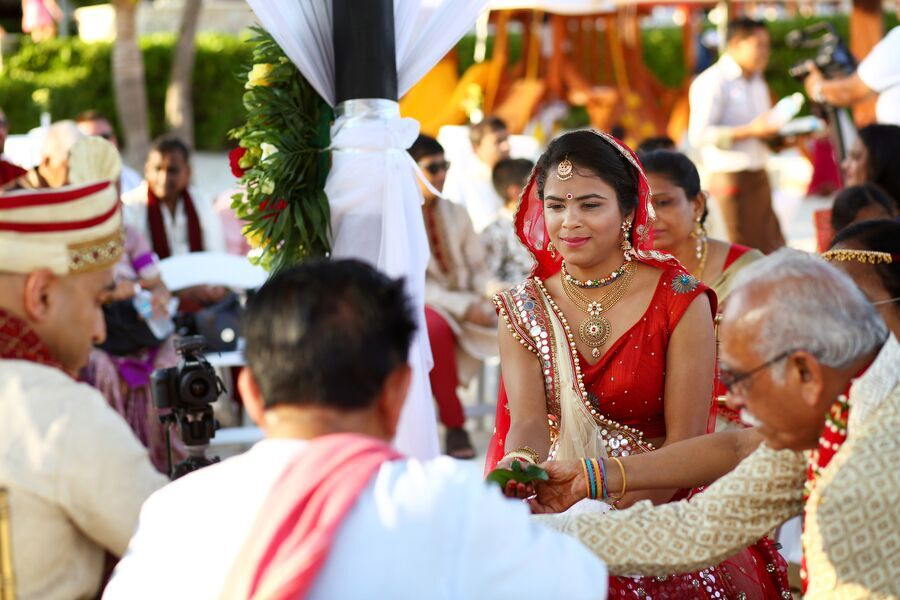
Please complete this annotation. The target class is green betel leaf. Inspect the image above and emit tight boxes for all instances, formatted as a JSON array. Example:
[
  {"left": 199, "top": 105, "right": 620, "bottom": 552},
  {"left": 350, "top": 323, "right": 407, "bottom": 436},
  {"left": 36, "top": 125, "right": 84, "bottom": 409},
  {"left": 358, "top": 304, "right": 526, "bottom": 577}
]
[{"left": 485, "top": 462, "right": 549, "bottom": 488}]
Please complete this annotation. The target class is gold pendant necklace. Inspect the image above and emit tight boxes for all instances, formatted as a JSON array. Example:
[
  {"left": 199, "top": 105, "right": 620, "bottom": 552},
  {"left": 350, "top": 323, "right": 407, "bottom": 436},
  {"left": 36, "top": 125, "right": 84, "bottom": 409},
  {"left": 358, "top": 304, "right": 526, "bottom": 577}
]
[{"left": 562, "top": 262, "right": 636, "bottom": 358}]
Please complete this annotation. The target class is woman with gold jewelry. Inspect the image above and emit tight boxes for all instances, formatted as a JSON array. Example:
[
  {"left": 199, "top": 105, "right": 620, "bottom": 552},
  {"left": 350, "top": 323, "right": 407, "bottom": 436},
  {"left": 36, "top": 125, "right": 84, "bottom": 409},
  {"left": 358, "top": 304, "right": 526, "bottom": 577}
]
[
  {"left": 640, "top": 150, "right": 764, "bottom": 429},
  {"left": 485, "top": 130, "right": 787, "bottom": 599},
  {"left": 824, "top": 219, "right": 900, "bottom": 338}
]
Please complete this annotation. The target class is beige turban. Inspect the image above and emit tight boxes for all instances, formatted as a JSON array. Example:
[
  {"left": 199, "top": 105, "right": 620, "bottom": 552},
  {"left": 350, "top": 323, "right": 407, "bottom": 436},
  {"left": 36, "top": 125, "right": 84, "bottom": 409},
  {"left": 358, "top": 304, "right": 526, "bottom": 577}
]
[{"left": 67, "top": 135, "right": 122, "bottom": 185}]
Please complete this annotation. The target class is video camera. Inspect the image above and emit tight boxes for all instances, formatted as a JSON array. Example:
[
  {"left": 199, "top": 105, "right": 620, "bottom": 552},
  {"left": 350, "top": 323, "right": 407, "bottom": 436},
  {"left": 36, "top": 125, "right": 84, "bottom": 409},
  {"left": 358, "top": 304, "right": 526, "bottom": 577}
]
[
  {"left": 787, "top": 22, "right": 856, "bottom": 81},
  {"left": 152, "top": 335, "right": 224, "bottom": 479}
]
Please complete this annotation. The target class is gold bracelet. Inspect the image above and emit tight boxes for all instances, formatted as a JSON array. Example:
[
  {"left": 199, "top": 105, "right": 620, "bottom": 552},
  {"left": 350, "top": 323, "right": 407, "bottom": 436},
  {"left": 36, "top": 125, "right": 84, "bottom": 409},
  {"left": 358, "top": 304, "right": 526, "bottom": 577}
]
[
  {"left": 580, "top": 459, "right": 591, "bottom": 500},
  {"left": 609, "top": 456, "right": 627, "bottom": 499},
  {"left": 502, "top": 446, "right": 540, "bottom": 465}
]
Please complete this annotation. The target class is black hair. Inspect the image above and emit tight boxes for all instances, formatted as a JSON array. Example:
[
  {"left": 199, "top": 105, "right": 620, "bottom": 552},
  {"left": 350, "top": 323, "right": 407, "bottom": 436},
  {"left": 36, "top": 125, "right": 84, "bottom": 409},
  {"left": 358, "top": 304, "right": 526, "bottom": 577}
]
[
  {"left": 726, "top": 17, "right": 767, "bottom": 43},
  {"left": 408, "top": 134, "right": 444, "bottom": 163},
  {"left": 535, "top": 130, "right": 639, "bottom": 216},
  {"left": 150, "top": 135, "right": 190, "bottom": 162},
  {"left": 242, "top": 259, "right": 417, "bottom": 410},
  {"left": 492, "top": 158, "right": 534, "bottom": 201},
  {"left": 857, "top": 124, "right": 900, "bottom": 209},
  {"left": 639, "top": 149, "right": 707, "bottom": 224},
  {"left": 636, "top": 136, "right": 676, "bottom": 154},
  {"left": 469, "top": 116, "right": 508, "bottom": 146},
  {"left": 830, "top": 219, "right": 900, "bottom": 301},
  {"left": 830, "top": 184, "right": 898, "bottom": 233}
]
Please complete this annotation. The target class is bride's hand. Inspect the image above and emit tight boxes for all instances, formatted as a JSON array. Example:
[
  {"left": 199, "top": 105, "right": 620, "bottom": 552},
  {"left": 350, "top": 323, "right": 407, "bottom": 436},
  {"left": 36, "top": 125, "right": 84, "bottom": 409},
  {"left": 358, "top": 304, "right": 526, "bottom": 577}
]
[{"left": 528, "top": 461, "right": 586, "bottom": 514}]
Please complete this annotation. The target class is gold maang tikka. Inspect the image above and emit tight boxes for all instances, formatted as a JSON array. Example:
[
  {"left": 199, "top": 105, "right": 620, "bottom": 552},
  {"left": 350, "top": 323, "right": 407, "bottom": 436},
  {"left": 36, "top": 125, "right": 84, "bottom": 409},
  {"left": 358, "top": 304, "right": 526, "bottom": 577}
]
[{"left": 557, "top": 156, "right": 573, "bottom": 181}]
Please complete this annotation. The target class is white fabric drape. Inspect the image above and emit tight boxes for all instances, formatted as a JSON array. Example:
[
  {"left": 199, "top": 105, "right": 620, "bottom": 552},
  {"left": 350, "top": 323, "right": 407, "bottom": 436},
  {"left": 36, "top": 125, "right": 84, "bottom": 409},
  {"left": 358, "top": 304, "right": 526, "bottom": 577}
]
[{"left": 245, "top": 0, "right": 488, "bottom": 459}]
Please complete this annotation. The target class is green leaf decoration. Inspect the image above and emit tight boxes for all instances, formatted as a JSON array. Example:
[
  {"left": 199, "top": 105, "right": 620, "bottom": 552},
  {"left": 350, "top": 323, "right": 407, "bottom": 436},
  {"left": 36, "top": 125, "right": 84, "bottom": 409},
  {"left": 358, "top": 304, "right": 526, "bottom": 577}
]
[
  {"left": 485, "top": 461, "right": 549, "bottom": 488},
  {"left": 229, "top": 27, "right": 334, "bottom": 272}
]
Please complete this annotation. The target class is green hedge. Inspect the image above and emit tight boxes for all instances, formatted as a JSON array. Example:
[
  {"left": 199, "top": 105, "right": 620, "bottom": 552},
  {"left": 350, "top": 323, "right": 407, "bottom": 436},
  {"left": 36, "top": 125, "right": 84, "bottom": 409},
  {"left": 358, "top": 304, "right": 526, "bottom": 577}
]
[{"left": 0, "top": 33, "right": 252, "bottom": 150}]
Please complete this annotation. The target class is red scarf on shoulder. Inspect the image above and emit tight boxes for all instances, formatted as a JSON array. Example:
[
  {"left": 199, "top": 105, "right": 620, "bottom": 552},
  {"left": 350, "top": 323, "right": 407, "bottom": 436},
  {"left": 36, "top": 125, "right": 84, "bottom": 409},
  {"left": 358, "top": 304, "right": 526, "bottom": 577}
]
[
  {"left": 146, "top": 186, "right": 204, "bottom": 259},
  {"left": 0, "top": 308, "right": 62, "bottom": 371},
  {"left": 222, "top": 433, "right": 402, "bottom": 600}
]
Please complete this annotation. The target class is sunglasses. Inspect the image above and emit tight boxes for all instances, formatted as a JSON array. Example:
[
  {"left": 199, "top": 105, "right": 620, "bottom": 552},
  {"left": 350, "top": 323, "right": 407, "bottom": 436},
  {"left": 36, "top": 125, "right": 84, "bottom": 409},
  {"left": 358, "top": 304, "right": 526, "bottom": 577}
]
[
  {"left": 719, "top": 349, "right": 797, "bottom": 394},
  {"left": 421, "top": 160, "right": 450, "bottom": 176}
]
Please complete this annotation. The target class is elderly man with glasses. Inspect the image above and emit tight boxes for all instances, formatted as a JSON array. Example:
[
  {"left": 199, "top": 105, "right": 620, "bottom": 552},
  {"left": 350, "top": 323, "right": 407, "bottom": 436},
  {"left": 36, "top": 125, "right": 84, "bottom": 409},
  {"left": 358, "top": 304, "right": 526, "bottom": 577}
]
[{"left": 519, "top": 248, "right": 899, "bottom": 599}]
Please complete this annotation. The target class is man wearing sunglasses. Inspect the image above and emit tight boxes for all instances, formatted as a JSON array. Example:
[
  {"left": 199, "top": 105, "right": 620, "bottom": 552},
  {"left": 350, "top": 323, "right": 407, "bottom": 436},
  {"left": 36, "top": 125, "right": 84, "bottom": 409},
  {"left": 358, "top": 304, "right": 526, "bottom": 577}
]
[
  {"left": 527, "top": 249, "right": 899, "bottom": 598},
  {"left": 75, "top": 110, "right": 143, "bottom": 194},
  {"left": 410, "top": 134, "right": 499, "bottom": 460}
]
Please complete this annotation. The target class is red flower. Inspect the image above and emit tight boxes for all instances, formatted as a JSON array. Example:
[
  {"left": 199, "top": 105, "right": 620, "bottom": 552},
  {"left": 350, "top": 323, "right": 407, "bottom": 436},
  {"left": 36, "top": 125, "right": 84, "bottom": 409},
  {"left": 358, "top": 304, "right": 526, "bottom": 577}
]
[
  {"left": 229, "top": 147, "right": 247, "bottom": 178},
  {"left": 259, "top": 198, "right": 287, "bottom": 221}
]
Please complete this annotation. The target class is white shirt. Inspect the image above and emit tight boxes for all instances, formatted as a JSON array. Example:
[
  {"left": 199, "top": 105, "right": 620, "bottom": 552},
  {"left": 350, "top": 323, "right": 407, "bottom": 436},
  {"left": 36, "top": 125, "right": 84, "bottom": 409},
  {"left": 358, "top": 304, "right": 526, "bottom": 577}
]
[
  {"left": 857, "top": 26, "right": 900, "bottom": 126},
  {"left": 688, "top": 54, "right": 773, "bottom": 173},
  {"left": 443, "top": 158, "right": 504, "bottom": 234},
  {"left": 122, "top": 182, "right": 226, "bottom": 256},
  {"left": 119, "top": 164, "right": 143, "bottom": 195},
  {"left": 0, "top": 360, "right": 166, "bottom": 600},
  {"left": 105, "top": 439, "right": 608, "bottom": 600}
]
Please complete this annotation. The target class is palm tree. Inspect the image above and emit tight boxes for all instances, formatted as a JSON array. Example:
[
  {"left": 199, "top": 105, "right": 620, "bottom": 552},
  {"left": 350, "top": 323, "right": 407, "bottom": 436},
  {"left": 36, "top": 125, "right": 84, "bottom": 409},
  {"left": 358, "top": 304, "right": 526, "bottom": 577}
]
[
  {"left": 165, "top": 0, "right": 202, "bottom": 148},
  {"left": 112, "top": 0, "right": 150, "bottom": 167}
]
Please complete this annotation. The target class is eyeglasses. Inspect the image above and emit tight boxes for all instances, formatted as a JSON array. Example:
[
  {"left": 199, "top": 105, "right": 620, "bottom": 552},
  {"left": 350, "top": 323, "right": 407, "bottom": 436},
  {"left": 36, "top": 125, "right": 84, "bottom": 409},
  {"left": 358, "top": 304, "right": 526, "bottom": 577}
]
[
  {"left": 719, "top": 349, "right": 797, "bottom": 394},
  {"left": 420, "top": 160, "right": 450, "bottom": 176}
]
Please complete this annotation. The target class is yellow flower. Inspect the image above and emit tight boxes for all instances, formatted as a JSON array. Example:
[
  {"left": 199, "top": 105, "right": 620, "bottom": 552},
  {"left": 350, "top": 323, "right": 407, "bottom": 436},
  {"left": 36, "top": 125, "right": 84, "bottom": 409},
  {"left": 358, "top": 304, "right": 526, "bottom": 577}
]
[{"left": 246, "top": 63, "right": 274, "bottom": 88}]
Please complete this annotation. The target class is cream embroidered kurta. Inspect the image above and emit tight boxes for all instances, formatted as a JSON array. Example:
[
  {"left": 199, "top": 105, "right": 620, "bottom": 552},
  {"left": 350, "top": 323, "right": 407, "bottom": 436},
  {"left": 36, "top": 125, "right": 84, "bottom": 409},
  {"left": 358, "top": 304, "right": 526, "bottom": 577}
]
[
  {"left": 539, "top": 334, "right": 900, "bottom": 599},
  {"left": 424, "top": 197, "right": 499, "bottom": 384},
  {"left": 0, "top": 360, "right": 167, "bottom": 600}
]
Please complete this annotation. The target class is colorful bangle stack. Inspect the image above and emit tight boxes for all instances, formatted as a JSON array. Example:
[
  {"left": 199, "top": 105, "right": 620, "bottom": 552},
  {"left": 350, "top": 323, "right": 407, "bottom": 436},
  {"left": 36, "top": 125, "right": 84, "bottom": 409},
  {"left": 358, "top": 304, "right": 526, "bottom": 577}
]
[{"left": 581, "top": 458, "right": 607, "bottom": 500}]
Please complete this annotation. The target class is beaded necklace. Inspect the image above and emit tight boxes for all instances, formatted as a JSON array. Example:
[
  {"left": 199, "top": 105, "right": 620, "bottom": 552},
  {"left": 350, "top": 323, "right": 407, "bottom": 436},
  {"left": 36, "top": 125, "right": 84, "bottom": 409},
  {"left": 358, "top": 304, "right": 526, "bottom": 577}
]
[{"left": 562, "top": 260, "right": 628, "bottom": 288}]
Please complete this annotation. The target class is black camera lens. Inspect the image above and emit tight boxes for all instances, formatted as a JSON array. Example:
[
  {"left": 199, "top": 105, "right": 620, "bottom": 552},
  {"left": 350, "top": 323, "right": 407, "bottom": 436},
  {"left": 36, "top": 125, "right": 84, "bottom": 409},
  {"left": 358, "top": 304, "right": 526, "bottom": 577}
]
[{"left": 189, "top": 379, "right": 210, "bottom": 398}]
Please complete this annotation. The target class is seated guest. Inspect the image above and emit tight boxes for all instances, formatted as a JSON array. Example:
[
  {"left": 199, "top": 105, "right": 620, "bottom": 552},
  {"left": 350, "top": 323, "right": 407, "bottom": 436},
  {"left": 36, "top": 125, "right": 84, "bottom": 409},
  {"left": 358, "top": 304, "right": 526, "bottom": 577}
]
[
  {"left": 68, "top": 136, "right": 182, "bottom": 474},
  {"left": 103, "top": 259, "right": 607, "bottom": 600},
  {"left": 481, "top": 157, "right": 535, "bottom": 286},
  {"left": 530, "top": 249, "right": 898, "bottom": 598},
  {"left": 843, "top": 124, "right": 900, "bottom": 209},
  {"left": 410, "top": 134, "right": 499, "bottom": 459},
  {"left": 830, "top": 183, "right": 898, "bottom": 234},
  {"left": 0, "top": 180, "right": 167, "bottom": 600},
  {"left": 641, "top": 150, "right": 764, "bottom": 428},
  {"left": 1, "top": 119, "right": 81, "bottom": 191},
  {"left": 75, "top": 109, "right": 143, "bottom": 193},
  {"left": 636, "top": 135, "right": 676, "bottom": 154},
  {"left": 443, "top": 116, "right": 511, "bottom": 233},
  {"left": 826, "top": 219, "right": 900, "bottom": 338},
  {"left": 0, "top": 106, "right": 26, "bottom": 185},
  {"left": 122, "top": 135, "right": 226, "bottom": 307}
]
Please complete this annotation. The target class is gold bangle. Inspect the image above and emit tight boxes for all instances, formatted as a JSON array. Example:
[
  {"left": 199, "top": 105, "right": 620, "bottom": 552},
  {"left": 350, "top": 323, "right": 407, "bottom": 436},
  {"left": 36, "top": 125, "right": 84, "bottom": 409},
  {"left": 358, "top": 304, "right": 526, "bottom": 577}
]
[
  {"left": 502, "top": 446, "right": 540, "bottom": 465},
  {"left": 580, "top": 459, "right": 591, "bottom": 500},
  {"left": 609, "top": 456, "right": 627, "bottom": 499}
]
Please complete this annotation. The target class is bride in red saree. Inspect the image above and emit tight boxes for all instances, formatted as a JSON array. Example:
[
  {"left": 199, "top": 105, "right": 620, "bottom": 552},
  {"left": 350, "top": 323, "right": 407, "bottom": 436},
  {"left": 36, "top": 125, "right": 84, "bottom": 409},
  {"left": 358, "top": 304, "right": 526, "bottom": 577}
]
[{"left": 486, "top": 130, "right": 789, "bottom": 599}]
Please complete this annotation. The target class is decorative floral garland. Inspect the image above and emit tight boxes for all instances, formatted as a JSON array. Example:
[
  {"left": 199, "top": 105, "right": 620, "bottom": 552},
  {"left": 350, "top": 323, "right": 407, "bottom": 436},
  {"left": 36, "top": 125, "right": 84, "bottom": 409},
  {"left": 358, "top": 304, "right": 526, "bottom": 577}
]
[{"left": 228, "top": 28, "right": 334, "bottom": 272}]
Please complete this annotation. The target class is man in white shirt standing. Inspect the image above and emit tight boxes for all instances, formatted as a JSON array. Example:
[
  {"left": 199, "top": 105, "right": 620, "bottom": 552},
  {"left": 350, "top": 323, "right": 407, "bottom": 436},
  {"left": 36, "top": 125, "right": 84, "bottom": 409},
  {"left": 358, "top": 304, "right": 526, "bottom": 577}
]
[
  {"left": 803, "top": 26, "right": 900, "bottom": 127},
  {"left": 104, "top": 259, "right": 607, "bottom": 600},
  {"left": 443, "top": 116, "right": 511, "bottom": 233},
  {"left": 689, "top": 17, "right": 785, "bottom": 254},
  {"left": 75, "top": 110, "right": 143, "bottom": 194}
]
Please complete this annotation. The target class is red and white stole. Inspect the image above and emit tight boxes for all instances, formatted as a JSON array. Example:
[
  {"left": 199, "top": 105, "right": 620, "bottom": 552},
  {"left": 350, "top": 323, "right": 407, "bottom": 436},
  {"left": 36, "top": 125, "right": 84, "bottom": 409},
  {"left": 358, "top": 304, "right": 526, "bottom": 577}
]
[
  {"left": 0, "top": 307, "right": 62, "bottom": 371},
  {"left": 221, "top": 433, "right": 402, "bottom": 600},
  {"left": 146, "top": 186, "right": 204, "bottom": 259}
]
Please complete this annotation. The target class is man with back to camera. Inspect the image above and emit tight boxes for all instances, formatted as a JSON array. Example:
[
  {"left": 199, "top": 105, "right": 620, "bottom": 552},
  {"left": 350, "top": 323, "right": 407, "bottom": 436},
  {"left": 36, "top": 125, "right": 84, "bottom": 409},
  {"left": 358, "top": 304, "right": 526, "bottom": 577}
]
[
  {"left": 0, "top": 172, "right": 167, "bottom": 599},
  {"left": 104, "top": 259, "right": 608, "bottom": 600},
  {"left": 689, "top": 17, "right": 786, "bottom": 254}
]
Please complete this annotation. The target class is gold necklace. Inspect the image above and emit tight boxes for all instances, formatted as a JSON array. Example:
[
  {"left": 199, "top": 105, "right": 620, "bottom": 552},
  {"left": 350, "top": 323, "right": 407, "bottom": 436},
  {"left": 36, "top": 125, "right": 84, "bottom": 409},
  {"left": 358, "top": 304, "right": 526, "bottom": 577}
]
[{"left": 562, "top": 262, "right": 636, "bottom": 358}]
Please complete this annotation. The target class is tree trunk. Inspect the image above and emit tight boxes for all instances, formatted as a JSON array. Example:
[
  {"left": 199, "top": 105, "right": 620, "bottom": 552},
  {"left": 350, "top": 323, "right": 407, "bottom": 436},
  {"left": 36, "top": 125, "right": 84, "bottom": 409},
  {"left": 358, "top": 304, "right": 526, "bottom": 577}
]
[
  {"left": 850, "top": 0, "right": 883, "bottom": 126},
  {"left": 165, "top": 0, "right": 202, "bottom": 148},
  {"left": 112, "top": 0, "right": 150, "bottom": 168}
]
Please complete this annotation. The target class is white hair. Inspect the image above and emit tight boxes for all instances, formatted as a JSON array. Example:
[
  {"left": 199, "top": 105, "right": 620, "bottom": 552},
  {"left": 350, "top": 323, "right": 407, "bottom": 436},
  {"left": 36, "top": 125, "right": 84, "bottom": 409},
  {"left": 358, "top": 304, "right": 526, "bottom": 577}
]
[
  {"left": 729, "top": 248, "right": 887, "bottom": 380},
  {"left": 40, "top": 120, "right": 83, "bottom": 165}
]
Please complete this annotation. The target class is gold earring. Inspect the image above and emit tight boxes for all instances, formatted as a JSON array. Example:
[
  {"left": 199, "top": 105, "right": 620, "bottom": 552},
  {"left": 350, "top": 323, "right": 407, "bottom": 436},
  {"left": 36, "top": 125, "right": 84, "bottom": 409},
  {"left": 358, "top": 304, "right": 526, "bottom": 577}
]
[
  {"left": 692, "top": 219, "right": 706, "bottom": 259},
  {"left": 547, "top": 241, "right": 556, "bottom": 258},
  {"left": 621, "top": 221, "right": 634, "bottom": 261}
]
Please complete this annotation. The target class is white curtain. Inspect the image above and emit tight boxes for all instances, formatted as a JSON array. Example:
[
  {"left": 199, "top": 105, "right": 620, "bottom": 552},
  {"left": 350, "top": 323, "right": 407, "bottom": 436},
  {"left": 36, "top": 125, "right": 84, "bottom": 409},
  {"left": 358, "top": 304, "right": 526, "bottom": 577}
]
[{"left": 245, "top": 0, "right": 489, "bottom": 459}]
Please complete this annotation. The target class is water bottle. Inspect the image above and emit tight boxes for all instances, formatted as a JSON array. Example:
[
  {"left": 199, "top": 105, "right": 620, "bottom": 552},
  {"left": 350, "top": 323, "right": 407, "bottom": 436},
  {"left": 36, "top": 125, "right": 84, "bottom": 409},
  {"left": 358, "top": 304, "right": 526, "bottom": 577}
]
[
  {"left": 768, "top": 93, "right": 805, "bottom": 129},
  {"left": 133, "top": 286, "right": 175, "bottom": 340}
]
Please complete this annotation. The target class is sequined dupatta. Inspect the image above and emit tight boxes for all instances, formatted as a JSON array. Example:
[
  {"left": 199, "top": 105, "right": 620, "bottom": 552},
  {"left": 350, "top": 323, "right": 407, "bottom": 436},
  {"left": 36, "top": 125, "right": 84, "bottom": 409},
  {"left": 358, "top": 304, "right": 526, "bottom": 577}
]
[{"left": 492, "top": 279, "right": 654, "bottom": 468}]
